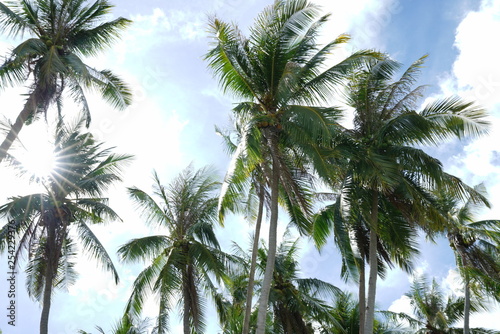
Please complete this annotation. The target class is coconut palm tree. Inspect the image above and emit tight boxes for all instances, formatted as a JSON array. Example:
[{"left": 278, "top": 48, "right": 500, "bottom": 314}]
[
  {"left": 0, "top": 117, "right": 131, "bottom": 334},
  {"left": 313, "top": 183, "right": 421, "bottom": 334},
  {"left": 215, "top": 271, "right": 251, "bottom": 334},
  {"left": 435, "top": 185, "right": 500, "bottom": 334},
  {"left": 0, "top": 0, "right": 132, "bottom": 162},
  {"left": 117, "top": 166, "right": 228, "bottom": 334},
  {"left": 205, "top": 1, "right": 375, "bottom": 331},
  {"left": 235, "top": 236, "right": 339, "bottom": 333},
  {"left": 217, "top": 118, "right": 314, "bottom": 334},
  {"left": 385, "top": 275, "right": 499, "bottom": 334},
  {"left": 217, "top": 121, "right": 269, "bottom": 334},
  {"left": 320, "top": 55, "right": 489, "bottom": 334},
  {"left": 320, "top": 291, "right": 409, "bottom": 334},
  {"left": 78, "top": 314, "right": 152, "bottom": 334}
]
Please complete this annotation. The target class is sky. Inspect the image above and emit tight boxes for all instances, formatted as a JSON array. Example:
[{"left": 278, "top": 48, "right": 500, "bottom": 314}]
[{"left": 1, "top": 0, "right": 500, "bottom": 333}]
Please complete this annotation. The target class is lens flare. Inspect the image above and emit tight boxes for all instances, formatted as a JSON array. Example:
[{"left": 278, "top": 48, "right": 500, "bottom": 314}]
[{"left": 18, "top": 139, "right": 57, "bottom": 179}]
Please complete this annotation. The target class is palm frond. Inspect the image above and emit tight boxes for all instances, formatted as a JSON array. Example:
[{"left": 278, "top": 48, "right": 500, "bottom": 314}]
[
  {"left": 118, "top": 235, "right": 171, "bottom": 264},
  {"left": 76, "top": 221, "right": 119, "bottom": 283}
]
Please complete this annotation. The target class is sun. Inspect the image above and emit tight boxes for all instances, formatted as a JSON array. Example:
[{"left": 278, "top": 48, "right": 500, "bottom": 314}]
[{"left": 17, "top": 137, "right": 57, "bottom": 179}]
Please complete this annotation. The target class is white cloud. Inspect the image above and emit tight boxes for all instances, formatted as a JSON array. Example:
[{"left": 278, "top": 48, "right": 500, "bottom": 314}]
[
  {"left": 435, "top": 0, "right": 500, "bottom": 220},
  {"left": 441, "top": 269, "right": 463, "bottom": 297},
  {"left": 130, "top": 8, "right": 206, "bottom": 42},
  {"left": 316, "top": 0, "right": 400, "bottom": 50},
  {"left": 451, "top": 0, "right": 500, "bottom": 108},
  {"left": 388, "top": 294, "right": 412, "bottom": 314}
]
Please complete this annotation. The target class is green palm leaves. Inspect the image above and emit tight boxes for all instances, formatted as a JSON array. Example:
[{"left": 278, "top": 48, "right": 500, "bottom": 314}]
[
  {"left": 206, "top": 2, "right": 375, "bottom": 332},
  {"left": 118, "top": 166, "right": 227, "bottom": 334},
  {"left": 386, "top": 275, "right": 500, "bottom": 334},
  {"left": 262, "top": 238, "right": 341, "bottom": 333},
  {"left": 0, "top": 0, "right": 132, "bottom": 162},
  {"left": 310, "top": 54, "right": 490, "bottom": 334},
  {"left": 0, "top": 117, "right": 131, "bottom": 334},
  {"left": 434, "top": 185, "right": 500, "bottom": 333}
]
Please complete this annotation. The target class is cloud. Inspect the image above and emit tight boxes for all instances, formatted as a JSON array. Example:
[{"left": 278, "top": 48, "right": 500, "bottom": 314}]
[
  {"left": 388, "top": 294, "right": 412, "bottom": 314},
  {"left": 434, "top": 0, "right": 500, "bottom": 218},
  {"left": 130, "top": 8, "right": 206, "bottom": 42},
  {"left": 451, "top": 0, "right": 500, "bottom": 109},
  {"left": 317, "top": 0, "right": 401, "bottom": 49}
]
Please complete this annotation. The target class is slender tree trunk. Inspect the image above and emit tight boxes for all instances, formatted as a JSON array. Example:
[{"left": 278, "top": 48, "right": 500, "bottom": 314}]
[
  {"left": 183, "top": 268, "right": 191, "bottom": 334},
  {"left": 40, "top": 264, "right": 54, "bottom": 334},
  {"left": 40, "top": 219, "right": 56, "bottom": 334},
  {"left": 364, "top": 192, "right": 379, "bottom": 334},
  {"left": 463, "top": 275, "right": 471, "bottom": 334},
  {"left": 0, "top": 91, "right": 37, "bottom": 163},
  {"left": 243, "top": 184, "right": 265, "bottom": 334},
  {"left": 358, "top": 251, "right": 366, "bottom": 334},
  {"left": 256, "top": 131, "right": 280, "bottom": 334}
]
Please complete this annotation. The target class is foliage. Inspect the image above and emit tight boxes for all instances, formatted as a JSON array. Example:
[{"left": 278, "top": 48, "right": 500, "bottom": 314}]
[
  {"left": 0, "top": 0, "right": 132, "bottom": 161},
  {"left": 118, "top": 166, "right": 229, "bottom": 334},
  {"left": 384, "top": 275, "right": 500, "bottom": 334},
  {"left": 0, "top": 116, "right": 131, "bottom": 333}
]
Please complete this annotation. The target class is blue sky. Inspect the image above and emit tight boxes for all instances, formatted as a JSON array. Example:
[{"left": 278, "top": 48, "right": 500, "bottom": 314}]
[{"left": 1, "top": 0, "right": 500, "bottom": 332}]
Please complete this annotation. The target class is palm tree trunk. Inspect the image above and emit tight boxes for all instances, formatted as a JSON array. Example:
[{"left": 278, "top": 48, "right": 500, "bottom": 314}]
[
  {"left": 364, "top": 192, "right": 379, "bottom": 334},
  {"left": 40, "top": 219, "right": 56, "bottom": 334},
  {"left": 0, "top": 91, "right": 37, "bottom": 163},
  {"left": 463, "top": 275, "right": 471, "bottom": 334},
  {"left": 40, "top": 265, "right": 54, "bottom": 334},
  {"left": 256, "top": 131, "right": 280, "bottom": 334},
  {"left": 183, "top": 269, "right": 190, "bottom": 334},
  {"left": 358, "top": 251, "right": 366, "bottom": 334},
  {"left": 243, "top": 184, "right": 265, "bottom": 334}
]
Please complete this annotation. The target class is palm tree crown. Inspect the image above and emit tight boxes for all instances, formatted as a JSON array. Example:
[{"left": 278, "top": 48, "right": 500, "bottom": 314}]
[
  {"left": 316, "top": 55, "right": 489, "bottom": 334},
  {"left": 0, "top": 0, "right": 132, "bottom": 161},
  {"left": 387, "top": 275, "right": 500, "bottom": 334},
  {"left": 118, "top": 166, "right": 227, "bottom": 334},
  {"left": 206, "top": 1, "right": 374, "bottom": 331},
  {"left": 0, "top": 117, "right": 131, "bottom": 334},
  {"left": 435, "top": 185, "right": 500, "bottom": 334}
]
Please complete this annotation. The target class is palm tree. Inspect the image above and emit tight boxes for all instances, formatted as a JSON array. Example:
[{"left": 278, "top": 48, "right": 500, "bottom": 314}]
[
  {"left": 313, "top": 184, "right": 421, "bottom": 334},
  {"left": 215, "top": 271, "right": 251, "bottom": 334},
  {"left": 435, "top": 185, "right": 500, "bottom": 334},
  {"left": 0, "top": 117, "right": 131, "bottom": 334},
  {"left": 0, "top": 0, "right": 132, "bottom": 162},
  {"left": 217, "top": 121, "right": 269, "bottom": 334},
  {"left": 217, "top": 118, "right": 316, "bottom": 334},
  {"left": 205, "top": 1, "right": 374, "bottom": 331},
  {"left": 78, "top": 314, "right": 152, "bottom": 334},
  {"left": 314, "top": 57, "right": 488, "bottom": 334},
  {"left": 117, "top": 166, "right": 228, "bottom": 334},
  {"left": 257, "top": 237, "right": 340, "bottom": 333},
  {"left": 320, "top": 55, "right": 489, "bottom": 334},
  {"left": 320, "top": 291, "right": 409, "bottom": 334},
  {"left": 386, "top": 275, "right": 499, "bottom": 334}
]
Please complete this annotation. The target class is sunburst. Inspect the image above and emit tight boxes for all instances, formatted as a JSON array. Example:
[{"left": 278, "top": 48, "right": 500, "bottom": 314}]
[{"left": 17, "top": 135, "right": 57, "bottom": 180}]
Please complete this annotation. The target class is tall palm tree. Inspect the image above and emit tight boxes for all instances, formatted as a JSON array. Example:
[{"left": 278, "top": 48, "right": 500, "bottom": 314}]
[
  {"left": 322, "top": 55, "right": 489, "bottom": 334},
  {"left": 0, "top": 0, "right": 132, "bottom": 162},
  {"left": 117, "top": 166, "right": 228, "bottom": 334},
  {"left": 386, "top": 275, "right": 499, "bottom": 334},
  {"left": 217, "top": 121, "right": 269, "bottom": 334},
  {"left": 217, "top": 118, "right": 315, "bottom": 334},
  {"left": 313, "top": 184, "right": 421, "bottom": 334},
  {"left": 0, "top": 117, "right": 131, "bottom": 334},
  {"left": 205, "top": 1, "right": 374, "bottom": 331},
  {"left": 435, "top": 185, "right": 500, "bottom": 334}
]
